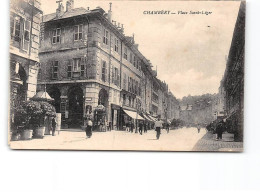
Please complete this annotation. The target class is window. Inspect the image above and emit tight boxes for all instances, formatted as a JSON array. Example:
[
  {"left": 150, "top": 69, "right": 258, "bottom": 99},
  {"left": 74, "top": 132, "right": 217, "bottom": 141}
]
[
  {"left": 136, "top": 80, "right": 138, "bottom": 94},
  {"left": 52, "top": 28, "right": 61, "bottom": 44},
  {"left": 114, "top": 38, "right": 119, "bottom": 52},
  {"left": 123, "top": 73, "right": 126, "bottom": 90},
  {"left": 123, "top": 94, "right": 126, "bottom": 105},
  {"left": 52, "top": 61, "right": 58, "bottom": 79},
  {"left": 67, "top": 63, "right": 72, "bottom": 78},
  {"left": 10, "top": 14, "right": 21, "bottom": 42},
  {"left": 23, "top": 23, "right": 30, "bottom": 49},
  {"left": 129, "top": 77, "right": 132, "bottom": 92},
  {"left": 103, "top": 29, "right": 108, "bottom": 45},
  {"left": 81, "top": 62, "right": 85, "bottom": 77},
  {"left": 73, "top": 58, "right": 81, "bottom": 72},
  {"left": 123, "top": 47, "right": 128, "bottom": 60},
  {"left": 133, "top": 56, "right": 136, "bottom": 67},
  {"left": 102, "top": 61, "right": 107, "bottom": 82},
  {"left": 74, "top": 25, "right": 83, "bottom": 41},
  {"left": 114, "top": 67, "right": 119, "bottom": 86},
  {"left": 128, "top": 77, "right": 130, "bottom": 92},
  {"left": 129, "top": 96, "right": 131, "bottom": 107},
  {"left": 130, "top": 53, "right": 133, "bottom": 64}
]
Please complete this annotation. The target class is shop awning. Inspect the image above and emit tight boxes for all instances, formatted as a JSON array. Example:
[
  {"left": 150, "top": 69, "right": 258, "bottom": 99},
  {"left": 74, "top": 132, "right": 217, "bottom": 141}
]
[
  {"left": 147, "top": 114, "right": 157, "bottom": 122},
  {"left": 142, "top": 113, "right": 154, "bottom": 122},
  {"left": 123, "top": 109, "right": 144, "bottom": 120}
]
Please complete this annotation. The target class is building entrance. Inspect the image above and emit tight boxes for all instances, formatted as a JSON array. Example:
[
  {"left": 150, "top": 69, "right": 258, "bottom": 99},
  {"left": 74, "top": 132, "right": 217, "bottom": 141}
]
[
  {"left": 68, "top": 86, "right": 83, "bottom": 128},
  {"left": 48, "top": 86, "right": 61, "bottom": 113}
]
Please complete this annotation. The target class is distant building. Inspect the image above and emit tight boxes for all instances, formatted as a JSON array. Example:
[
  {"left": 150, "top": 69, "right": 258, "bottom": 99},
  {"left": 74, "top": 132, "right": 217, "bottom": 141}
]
[
  {"left": 10, "top": 0, "right": 42, "bottom": 126},
  {"left": 222, "top": 2, "right": 245, "bottom": 141}
]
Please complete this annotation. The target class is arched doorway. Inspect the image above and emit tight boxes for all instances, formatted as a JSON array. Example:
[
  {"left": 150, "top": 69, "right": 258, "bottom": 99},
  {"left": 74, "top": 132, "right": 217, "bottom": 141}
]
[
  {"left": 68, "top": 86, "right": 83, "bottom": 128},
  {"left": 98, "top": 88, "right": 109, "bottom": 107},
  {"left": 48, "top": 86, "right": 61, "bottom": 113}
]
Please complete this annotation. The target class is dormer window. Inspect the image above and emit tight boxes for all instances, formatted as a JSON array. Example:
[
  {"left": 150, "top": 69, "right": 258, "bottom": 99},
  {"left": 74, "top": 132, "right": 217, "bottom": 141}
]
[{"left": 74, "top": 24, "right": 83, "bottom": 41}]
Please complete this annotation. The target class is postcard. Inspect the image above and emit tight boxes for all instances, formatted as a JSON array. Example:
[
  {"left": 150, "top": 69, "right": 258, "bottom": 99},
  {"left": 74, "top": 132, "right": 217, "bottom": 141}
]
[{"left": 9, "top": 0, "right": 245, "bottom": 151}]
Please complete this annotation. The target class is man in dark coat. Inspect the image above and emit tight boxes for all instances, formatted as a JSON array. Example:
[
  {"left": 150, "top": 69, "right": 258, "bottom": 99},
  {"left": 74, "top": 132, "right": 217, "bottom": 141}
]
[
  {"left": 216, "top": 120, "right": 225, "bottom": 140},
  {"left": 139, "top": 121, "right": 143, "bottom": 135},
  {"left": 51, "top": 118, "right": 56, "bottom": 136}
]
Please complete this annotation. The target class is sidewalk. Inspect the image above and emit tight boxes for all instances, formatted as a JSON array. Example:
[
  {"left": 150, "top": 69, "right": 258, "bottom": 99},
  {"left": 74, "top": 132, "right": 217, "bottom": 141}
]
[{"left": 192, "top": 131, "right": 243, "bottom": 152}]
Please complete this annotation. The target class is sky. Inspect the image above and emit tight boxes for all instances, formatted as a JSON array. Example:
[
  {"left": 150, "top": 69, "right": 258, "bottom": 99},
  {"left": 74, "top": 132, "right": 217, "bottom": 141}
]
[{"left": 41, "top": 0, "right": 240, "bottom": 99}]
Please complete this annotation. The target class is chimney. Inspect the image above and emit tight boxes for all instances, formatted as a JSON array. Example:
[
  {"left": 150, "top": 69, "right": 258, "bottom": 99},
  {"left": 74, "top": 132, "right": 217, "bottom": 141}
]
[
  {"left": 56, "top": 2, "right": 64, "bottom": 17},
  {"left": 121, "top": 24, "right": 124, "bottom": 33},
  {"left": 66, "top": 0, "right": 74, "bottom": 12},
  {"left": 108, "top": 2, "right": 112, "bottom": 22}
]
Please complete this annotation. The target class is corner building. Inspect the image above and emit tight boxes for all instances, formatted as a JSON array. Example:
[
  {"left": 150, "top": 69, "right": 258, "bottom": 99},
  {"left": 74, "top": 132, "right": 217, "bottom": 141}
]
[{"left": 38, "top": 2, "right": 148, "bottom": 128}]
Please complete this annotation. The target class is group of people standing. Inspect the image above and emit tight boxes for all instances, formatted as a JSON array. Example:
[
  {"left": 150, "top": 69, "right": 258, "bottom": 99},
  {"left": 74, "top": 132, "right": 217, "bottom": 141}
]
[{"left": 83, "top": 116, "right": 169, "bottom": 140}]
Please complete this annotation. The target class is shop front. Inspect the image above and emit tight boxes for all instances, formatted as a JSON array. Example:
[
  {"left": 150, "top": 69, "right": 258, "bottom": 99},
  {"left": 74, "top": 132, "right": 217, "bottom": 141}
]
[
  {"left": 111, "top": 104, "right": 121, "bottom": 130},
  {"left": 121, "top": 108, "right": 144, "bottom": 132}
]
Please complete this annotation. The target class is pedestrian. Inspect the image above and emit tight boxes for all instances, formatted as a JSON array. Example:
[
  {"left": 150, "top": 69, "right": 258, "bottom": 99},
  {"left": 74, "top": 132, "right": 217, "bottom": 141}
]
[
  {"left": 166, "top": 122, "right": 170, "bottom": 133},
  {"left": 51, "top": 117, "right": 56, "bottom": 136},
  {"left": 197, "top": 124, "right": 201, "bottom": 133},
  {"left": 108, "top": 122, "right": 112, "bottom": 131},
  {"left": 139, "top": 121, "right": 143, "bottom": 135},
  {"left": 216, "top": 120, "right": 225, "bottom": 140},
  {"left": 86, "top": 118, "right": 93, "bottom": 138},
  {"left": 154, "top": 118, "right": 163, "bottom": 140},
  {"left": 126, "top": 122, "right": 130, "bottom": 132},
  {"left": 130, "top": 121, "right": 134, "bottom": 133},
  {"left": 144, "top": 122, "right": 147, "bottom": 133}
]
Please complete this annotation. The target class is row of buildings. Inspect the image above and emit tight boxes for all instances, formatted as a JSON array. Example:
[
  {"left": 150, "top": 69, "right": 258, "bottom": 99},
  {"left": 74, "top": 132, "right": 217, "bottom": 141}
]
[
  {"left": 190, "top": 1, "right": 244, "bottom": 141},
  {"left": 10, "top": 0, "right": 180, "bottom": 130},
  {"left": 217, "top": 1, "right": 245, "bottom": 141}
]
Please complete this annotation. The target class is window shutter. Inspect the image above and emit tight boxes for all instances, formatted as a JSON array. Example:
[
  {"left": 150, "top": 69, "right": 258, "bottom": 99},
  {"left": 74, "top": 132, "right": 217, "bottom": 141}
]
[
  {"left": 112, "top": 66, "right": 114, "bottom": 84},
  {"left": 117, "top": 70, "right": 120, "bottom": 87},
  {"left": 105, "top": 62, "right": 108, "bottom": 82}
]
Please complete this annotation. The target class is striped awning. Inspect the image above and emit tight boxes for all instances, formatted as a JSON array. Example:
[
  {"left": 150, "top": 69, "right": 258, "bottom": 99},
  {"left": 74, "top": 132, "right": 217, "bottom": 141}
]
[
  {"left": 123, "top": 109, "right": 144, "bottom": 120},
  {"left": 142, "top": 113, "right": 155, "bottom": 122}
]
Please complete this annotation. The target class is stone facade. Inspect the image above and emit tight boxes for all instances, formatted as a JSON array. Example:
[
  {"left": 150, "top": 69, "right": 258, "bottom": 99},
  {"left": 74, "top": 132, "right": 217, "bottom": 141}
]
[
  {"left": 38, "top": 1, "right": 179, "bottom": 128},
  {"left": 222, "top": 2, "right": 245, "bottom": 141},
  {"left": 10, "top": 0, "right": 42, "bottom": 126}
]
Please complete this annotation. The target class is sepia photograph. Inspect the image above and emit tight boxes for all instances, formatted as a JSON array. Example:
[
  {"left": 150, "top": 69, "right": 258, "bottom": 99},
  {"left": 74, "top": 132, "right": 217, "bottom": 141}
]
[{"left": 9, "top": 0, "right": 245, "bottom": 151}]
